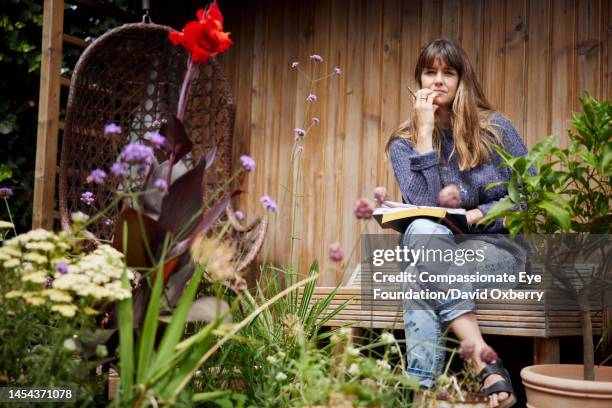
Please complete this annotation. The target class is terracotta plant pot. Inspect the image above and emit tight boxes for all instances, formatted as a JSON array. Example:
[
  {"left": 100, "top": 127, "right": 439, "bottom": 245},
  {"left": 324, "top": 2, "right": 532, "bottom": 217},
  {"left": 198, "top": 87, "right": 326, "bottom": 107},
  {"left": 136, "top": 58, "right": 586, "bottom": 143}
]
[{"left": 521, "top": 364, "right": 612, "bottom": 408}]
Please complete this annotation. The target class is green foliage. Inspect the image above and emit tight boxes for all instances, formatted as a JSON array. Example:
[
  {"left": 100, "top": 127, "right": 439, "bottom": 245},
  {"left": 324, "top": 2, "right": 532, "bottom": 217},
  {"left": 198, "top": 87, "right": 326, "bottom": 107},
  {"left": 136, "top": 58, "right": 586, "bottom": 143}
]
[
  {"left": 482, "top": 94, "right": 612, "bottom": 235},
  {"left": 194, "top": 264, "right": 419, "bottom": 407}
]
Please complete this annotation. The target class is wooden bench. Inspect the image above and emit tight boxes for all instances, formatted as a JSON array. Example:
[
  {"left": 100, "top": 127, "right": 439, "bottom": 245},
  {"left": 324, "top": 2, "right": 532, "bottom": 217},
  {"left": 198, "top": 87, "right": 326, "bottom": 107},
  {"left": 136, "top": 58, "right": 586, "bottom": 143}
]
[{"left": 309, "top": 286, "right": 604, "bottom": 364}]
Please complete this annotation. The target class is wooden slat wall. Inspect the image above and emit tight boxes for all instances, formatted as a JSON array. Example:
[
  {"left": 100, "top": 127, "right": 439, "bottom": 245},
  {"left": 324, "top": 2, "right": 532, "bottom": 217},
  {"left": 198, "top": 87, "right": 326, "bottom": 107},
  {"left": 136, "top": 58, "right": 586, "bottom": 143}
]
[{"left": 218, "top": 0, "right": 610, "bottom": 285}]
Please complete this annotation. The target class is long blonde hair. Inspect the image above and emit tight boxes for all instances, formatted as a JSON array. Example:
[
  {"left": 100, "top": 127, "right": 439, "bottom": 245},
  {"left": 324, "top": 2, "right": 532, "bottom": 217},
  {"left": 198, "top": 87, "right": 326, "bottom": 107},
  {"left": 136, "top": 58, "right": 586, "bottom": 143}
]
[{"left": 386, "top": 38, "right": 503, "bottom": 170}]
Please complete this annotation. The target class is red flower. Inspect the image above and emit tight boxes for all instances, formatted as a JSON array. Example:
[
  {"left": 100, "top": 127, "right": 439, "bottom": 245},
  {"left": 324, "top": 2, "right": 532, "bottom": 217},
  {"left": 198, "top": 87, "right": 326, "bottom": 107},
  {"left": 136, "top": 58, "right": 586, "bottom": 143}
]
[{"left": 168, "top": 1, "right": 233, "bottom": 63}]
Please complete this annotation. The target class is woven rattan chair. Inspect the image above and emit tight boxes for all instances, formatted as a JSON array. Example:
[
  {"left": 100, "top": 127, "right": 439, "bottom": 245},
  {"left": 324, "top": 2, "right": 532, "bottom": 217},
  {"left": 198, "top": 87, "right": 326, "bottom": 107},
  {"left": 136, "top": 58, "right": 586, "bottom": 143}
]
[{"left": 59, "top": 22, "right": 267, "bottom": 274}]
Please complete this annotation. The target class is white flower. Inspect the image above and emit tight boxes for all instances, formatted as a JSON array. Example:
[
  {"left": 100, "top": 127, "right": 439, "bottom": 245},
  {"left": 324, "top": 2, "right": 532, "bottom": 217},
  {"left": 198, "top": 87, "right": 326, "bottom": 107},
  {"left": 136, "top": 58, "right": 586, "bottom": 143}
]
[
  {"left": 63, "top": 338, "right": 78, "bottom": 351},
  {"left": 21, "top": 272, "right": 48, "bottom": 284},
  {"left": 275, "top": 372, "right": 287, "bottom": 381},
  {"left": 24, "top": 294, "right": 45, "bottom": 306},
  {"left": 376, "top": 359, "right": 391, "bottom": 371},
  {"left": 53, "top": 304, "right": 78, "bottom": 318},
  {"left": 390, "top": 345, "right": 400, "bottom": 354},
  {"left": 0, "top": 220, "right": 14, "bottom": 229},
  {"left": 348, "top": 363, "right": 360, "bottom": 375},
  {"left": 43, "top": 289, "right": 73, "bottom": 303},
  {"left": 346, "top": 346, "right": 360, "bottom": 356},
  {"left": 71, "top": 212, "right": 89, "bottom": 224},
  {"left": 5, "top": 290, "right": 23, "bottom": 299},
  {"left": 25, "top": 241, "right": 55, "bottom": 252},
  {"left": 2, "top": 259, "right": 19, "bottom": 269},
  {"left": 381, "top": 332, "right": 395, "bottom": 344},
  {"left": 266, "top": 355, "right": 278, "bottom": 364},
  {"left": 23, "top": 252, "right": 47, "bottom": 265}
]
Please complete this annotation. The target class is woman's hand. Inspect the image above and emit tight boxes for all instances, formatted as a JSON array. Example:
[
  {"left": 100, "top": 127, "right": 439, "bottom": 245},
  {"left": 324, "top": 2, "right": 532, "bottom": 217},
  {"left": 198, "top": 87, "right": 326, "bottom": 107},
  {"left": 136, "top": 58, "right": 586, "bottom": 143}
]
[
  {"left": 414, "top": 88, "right": 438, "bottom": 153},
  {"left": 438, "top": 184, "right": 461, "bottom": 208},
  {"left": 466, "top": 208, "right": 484, "bottom": 225}
]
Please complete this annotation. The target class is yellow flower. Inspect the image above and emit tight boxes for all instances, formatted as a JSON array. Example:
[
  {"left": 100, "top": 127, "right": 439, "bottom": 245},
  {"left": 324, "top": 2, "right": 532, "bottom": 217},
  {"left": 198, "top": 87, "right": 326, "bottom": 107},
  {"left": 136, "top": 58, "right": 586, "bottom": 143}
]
[
  {"left": 25, "top": 242, "right": 55, "bottom": 252},
  {"left": 0, "top": 246, "right": 21, "bottom": 258},
  {"left": 23, "top": 293, "right": 45, "bottom": 307},
  {"left": 23, "top": 253, "right": 47, "bottom": 265},
  {"left": 5, "top": 290, "right": 23, "bottom": 299},
  {"left": 83, "top": 307, "right": 98, "bottom": 316},
  {"left": 22, "top": 272, "right": 48, "bottom": 284},
  {"left": 43, "top": 289, "right": 73, "bottom": 303},
  {"left": 52, "top": 304, "right": 77, "bottom": 317},
  {"left": 0, "top": 221, "right": 14, "bottom": 230},
  {"left": 3, "top": 259, "right": 20, "bottom": 269},
  {"left": 190, "top": 236, "right": 236, "bottom": 282}
]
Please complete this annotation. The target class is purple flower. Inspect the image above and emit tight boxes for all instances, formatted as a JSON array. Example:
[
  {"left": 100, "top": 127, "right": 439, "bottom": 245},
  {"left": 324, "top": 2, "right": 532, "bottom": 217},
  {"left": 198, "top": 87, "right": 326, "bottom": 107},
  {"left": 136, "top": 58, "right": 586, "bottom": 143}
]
[
  {"left": 312, "top": 117, "right": 320, "bottom": 125},
  {"left": 104, "top": 218, "right": 114, "bottom": 226},
  {"left": 104, "top": 123, "right": 122, "bottom": 135},
  {"left": 110, "top": 162, "right": 127, "bottom": 178},
  {"left": 120, "top": 142, "right": 154, "bottom": 165},
  {"left": 234, "top": 210, "right": 244, "bottom": 220},
  {"left": 296, "top": 145, "right": 304, "bottom": 154},
  {"left": 55, "top": 262, "right": 69, "bottom": 275},
  {"left": 0, "top": 187, "right": 14, "bottom": 199},
  {"left": 44, "top": 276, "right": 53, "bottom": 289},
  {"left": 294, "top": 128, "right": 305, "bottom": 138},
  {"left": 145, "top": 131, "right": 166, "bottom": 148},
  {"left": 80, "top": 191, "right": 94, "bottom": 206},
  {"left": 329, "top": 242, "right": 344, "bottom": 262},
  {"left": 86, "top": 168, "right": 107, "bottom": 184},
  {"left": 306, "top": 93, "right": 317, "bottom": 102},
  {"left": 334, "top": 67, "right": 341, "bottom": 75},
  {"left": 309, "top": 54, "right": 323, "bottom": 62},
  {"left": 260, "top": 195, "right": 277, "bottom": 212},
  {"left": 290, "top": 61, "right": 299, "bottom": 68},
  {"left": 240, "top": 155, "right": 256, "bottom": 172},
  {"left": 154, "top": 179, "right": 168, "bottom": 192},
  {"left": 353, "top": 198, "right": 374, "bottom": 220}
]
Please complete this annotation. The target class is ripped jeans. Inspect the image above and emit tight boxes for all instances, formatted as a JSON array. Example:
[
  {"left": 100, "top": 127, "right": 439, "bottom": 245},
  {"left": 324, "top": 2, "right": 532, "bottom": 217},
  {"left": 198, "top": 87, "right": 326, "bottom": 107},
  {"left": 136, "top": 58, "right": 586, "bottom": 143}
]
[{"left": 400, "top": 218, "right": 521, "bottom": 387}]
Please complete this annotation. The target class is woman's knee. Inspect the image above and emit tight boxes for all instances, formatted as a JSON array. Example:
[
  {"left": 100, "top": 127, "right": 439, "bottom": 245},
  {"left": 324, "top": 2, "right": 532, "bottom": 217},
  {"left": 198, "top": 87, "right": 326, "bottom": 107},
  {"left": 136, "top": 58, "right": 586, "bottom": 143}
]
[{"left": 403, "top": 218, "right": 452, "bottom": 244}]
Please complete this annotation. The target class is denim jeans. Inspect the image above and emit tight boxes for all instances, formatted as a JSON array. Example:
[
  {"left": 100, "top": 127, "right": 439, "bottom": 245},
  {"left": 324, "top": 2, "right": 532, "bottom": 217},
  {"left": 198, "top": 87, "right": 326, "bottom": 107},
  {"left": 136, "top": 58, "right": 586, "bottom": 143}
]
[{"left": 400, "top": 218, "right": 521, "bottom": 387}]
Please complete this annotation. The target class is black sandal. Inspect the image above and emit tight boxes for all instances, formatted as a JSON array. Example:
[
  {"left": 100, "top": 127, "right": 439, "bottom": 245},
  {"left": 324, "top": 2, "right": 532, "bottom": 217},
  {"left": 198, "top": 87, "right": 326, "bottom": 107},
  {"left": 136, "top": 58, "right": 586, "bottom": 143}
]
[{"left": 476, "top": 358, "right": 517, "bottom": 408}]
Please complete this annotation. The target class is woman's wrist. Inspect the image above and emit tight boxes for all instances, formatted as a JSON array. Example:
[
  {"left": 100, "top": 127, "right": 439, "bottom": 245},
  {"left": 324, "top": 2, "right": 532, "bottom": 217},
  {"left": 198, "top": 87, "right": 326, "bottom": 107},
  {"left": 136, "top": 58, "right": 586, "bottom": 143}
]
[{"left": 416, "top": 127, "right": 434, "bottom": 153}]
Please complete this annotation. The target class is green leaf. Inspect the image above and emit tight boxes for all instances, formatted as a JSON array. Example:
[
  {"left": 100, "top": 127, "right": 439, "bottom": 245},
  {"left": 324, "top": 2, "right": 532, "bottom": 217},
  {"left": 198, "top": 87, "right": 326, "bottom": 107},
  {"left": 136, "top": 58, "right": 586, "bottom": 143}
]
[
  {"left": 136, "top": 240, "right": 168, "bottom": 384},
  {"left": 118, "top": 224, "right": 134, "bottom": 401},
  {"left": 507, "top": 175, "right": 520, "bottom": 204},
  {"left": 146, "top": 263, "right": 206, "bottom": 379},
  {"left": 542, "top": 192, "right": 572, "bottom": 211},
  {"left": 537, "top": 201, "right": 572, "bottom": 232},
  {"left": 0, "top": 164, "right": 12, "bottom": 183}
]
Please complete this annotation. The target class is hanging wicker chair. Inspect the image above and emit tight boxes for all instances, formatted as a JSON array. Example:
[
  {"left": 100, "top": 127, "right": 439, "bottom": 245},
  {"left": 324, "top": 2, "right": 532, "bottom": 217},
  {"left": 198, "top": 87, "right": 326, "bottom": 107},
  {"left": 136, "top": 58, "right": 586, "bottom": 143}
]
[{"left": 59, "top": 22, "right": 267, "bottom": 274}]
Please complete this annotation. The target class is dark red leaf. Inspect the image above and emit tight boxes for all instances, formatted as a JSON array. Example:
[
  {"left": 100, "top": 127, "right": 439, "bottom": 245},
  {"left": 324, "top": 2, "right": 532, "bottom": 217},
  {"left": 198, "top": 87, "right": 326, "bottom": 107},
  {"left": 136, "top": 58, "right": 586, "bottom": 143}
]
[
  {"left": 157, "top": 156, "right": 207, "bottom": 239},
  {"left": 159, "top": 115, "right": 193, "bottom": 165},
  {"left": 112, "top": 207, "right": 165, "bottom": 268}
]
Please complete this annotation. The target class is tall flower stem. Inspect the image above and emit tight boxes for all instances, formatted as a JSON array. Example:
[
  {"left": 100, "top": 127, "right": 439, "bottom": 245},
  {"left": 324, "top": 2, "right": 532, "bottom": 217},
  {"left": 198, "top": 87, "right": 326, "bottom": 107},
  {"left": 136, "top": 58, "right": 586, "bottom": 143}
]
[
  {"left": 3, "top": 198, "right": 17, "bottom": 236},
  {"left": 167, "top": 58, "right": 196, "bottom": 187},
  {"left": 177, "top": 59, "right": 196, "bottom": 122}
]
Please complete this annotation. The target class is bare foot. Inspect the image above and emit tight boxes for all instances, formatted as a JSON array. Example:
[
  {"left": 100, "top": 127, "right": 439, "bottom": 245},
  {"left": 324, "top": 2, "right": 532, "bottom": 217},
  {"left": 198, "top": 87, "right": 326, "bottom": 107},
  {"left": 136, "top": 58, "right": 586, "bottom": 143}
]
[{"left": 482, "top": 373, "right": 509, "bottom": 408}]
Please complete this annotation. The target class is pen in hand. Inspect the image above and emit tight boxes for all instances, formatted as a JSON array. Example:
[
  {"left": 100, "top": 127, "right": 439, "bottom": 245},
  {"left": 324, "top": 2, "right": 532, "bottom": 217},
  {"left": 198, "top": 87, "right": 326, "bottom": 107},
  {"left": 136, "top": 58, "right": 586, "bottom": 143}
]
[{"left": 407, "top": 86, "right": 417, "bottom": 100}]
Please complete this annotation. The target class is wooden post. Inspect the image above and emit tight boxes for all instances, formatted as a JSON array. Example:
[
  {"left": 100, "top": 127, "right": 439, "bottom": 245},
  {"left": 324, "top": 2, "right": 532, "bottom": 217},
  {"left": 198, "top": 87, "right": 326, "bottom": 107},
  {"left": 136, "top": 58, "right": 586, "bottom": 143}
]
[
  {"left": 33, "top": 0, "right": 64, "bottom": 229},
  {"left": 533, "top": 337, "right": 560, "bottom": 364}
]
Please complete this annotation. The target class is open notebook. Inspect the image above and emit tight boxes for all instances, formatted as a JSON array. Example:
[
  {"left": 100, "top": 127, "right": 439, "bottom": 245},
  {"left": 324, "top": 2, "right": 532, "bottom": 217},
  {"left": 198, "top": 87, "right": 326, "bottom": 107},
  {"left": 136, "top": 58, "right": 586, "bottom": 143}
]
[{"left": 373, "top": 201, "right": 469, "bottom": 234}]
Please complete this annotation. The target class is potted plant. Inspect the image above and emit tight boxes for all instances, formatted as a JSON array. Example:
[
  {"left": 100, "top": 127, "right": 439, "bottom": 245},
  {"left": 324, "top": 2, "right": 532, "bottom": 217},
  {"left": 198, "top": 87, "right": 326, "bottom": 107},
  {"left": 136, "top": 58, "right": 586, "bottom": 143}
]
[{"left": 482, "top": 94, "right": 612, "bottom": 406}]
